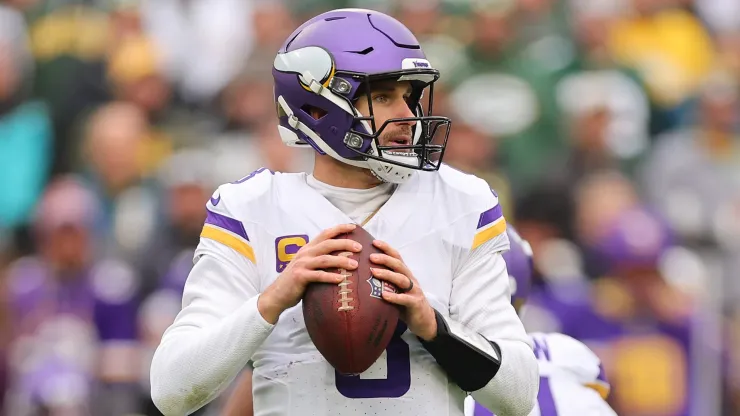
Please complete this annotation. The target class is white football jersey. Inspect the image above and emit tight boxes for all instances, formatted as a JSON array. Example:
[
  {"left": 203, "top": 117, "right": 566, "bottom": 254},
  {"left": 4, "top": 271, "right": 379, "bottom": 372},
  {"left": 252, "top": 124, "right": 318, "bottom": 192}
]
[
  {"left": 466, "top": 332, "right": 616, "bottom": 416},
  {"left": 194, "top": 165, "right": 525, "bottom": 416}
]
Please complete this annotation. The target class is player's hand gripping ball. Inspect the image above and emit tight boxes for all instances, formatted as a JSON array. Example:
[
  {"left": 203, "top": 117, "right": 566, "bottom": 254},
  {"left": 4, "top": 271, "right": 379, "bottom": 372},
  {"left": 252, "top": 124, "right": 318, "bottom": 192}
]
[
  {"left": 369, "top": 240, "right": 438, "bottom": 342},
  {"left": 302, "top": 224, "right": 400, "bottom": 375},
  {"left": 259, "top": 224, "right": 362, "bottom": 322}
]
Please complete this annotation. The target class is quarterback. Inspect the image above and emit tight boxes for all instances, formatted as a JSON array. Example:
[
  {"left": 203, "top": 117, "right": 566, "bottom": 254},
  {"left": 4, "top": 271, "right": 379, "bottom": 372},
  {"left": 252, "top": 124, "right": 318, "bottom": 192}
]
[
  {"left": 466, "top": 228, "right": 617, "bottom": 416},
  {"left": 149, "top": 8, "right": 538, "bottom": 416}
]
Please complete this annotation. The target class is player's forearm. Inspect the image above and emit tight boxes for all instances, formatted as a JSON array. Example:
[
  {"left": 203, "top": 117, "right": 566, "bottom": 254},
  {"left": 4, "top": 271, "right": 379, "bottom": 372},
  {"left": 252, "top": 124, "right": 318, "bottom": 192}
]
[
  {"left": 150, "top": 297, "right": 273, "bottom": 415},
  {"left": 442, "top": 240, "right": 538, "bottom": 414},
  {"left": 420, "top": 311, "right": 538, "bottom": 415},
  {"left": 470, "top": 339, "right": 539, "bottom": 416}
]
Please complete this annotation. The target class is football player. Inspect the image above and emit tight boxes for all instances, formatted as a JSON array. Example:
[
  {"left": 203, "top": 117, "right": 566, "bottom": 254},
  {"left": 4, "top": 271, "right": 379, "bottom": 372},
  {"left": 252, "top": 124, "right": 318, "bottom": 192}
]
[
  {"left": 527, "top": 207, "right": 698, "bottom": 416},
  {"left": 465, "top": 227, "right": 617, "bottom": 416},
  {"left": 150, "top": 9, "right": 538, "bottom": 416}
]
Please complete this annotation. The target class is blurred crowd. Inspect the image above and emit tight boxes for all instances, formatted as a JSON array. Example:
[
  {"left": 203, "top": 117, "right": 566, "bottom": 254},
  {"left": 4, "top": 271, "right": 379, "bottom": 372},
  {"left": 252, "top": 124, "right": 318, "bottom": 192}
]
[{"left": 0, "top": 0, "right": 739, "bottom": 415}]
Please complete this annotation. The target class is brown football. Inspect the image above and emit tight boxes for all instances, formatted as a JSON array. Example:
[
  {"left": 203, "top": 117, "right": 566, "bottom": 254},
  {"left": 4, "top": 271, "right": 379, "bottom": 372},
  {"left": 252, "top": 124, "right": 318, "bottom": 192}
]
[{"left": 302, "top": 225, "right": 399, "bottom": 375}]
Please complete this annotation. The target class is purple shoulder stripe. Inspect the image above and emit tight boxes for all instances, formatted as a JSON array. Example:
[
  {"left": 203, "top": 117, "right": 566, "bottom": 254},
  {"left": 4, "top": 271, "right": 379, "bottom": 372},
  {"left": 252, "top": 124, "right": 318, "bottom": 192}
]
[
  {"left": 477, "top": 204, "right": 503, "bottom": 229},
  {"left": 205, "top": 209, "right": 249, "bottom": 241}
]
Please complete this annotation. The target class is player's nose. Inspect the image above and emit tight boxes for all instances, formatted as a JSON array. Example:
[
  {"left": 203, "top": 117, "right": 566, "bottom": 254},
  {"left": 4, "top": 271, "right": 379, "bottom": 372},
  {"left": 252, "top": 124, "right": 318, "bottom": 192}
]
[{"left": 394, "top": 101, "right": 416, "bottom": 123}]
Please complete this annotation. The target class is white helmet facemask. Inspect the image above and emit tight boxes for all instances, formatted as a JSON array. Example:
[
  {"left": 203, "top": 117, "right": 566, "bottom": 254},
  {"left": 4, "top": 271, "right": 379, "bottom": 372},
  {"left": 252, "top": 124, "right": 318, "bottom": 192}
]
[{"left": 364, "top": 119, "right": 423, "bottom": 184}]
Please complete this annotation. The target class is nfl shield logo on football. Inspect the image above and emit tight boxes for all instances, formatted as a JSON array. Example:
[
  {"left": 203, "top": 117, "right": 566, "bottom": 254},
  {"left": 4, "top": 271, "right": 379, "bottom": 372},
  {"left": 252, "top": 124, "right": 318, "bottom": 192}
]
[
  {"left": 367, "top": 276, "right": 397, "bottom": 298},
  {"left": 367, "top": 277, "right": 384, "bottom": 298}
]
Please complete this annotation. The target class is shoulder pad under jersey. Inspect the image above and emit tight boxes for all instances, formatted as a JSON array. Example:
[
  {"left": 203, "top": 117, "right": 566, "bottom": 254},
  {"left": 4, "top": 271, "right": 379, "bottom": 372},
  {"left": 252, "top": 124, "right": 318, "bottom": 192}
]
[
  {"left": 434, "top": 165, "right": 508, "bottom": 252},
  {"left": 208, "top": 167, "right": 275, "bottom": 211},
  {"left": 199, "top": 168, "right": 275, "bottom": 264}
]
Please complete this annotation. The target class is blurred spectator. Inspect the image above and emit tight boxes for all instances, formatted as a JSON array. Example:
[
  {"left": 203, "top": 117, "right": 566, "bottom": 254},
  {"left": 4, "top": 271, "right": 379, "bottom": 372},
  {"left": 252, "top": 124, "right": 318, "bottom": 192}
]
[
  {"left": 23, "top": 2, "right": 111, "bottom": 174},
  {"left": 442, "top": 121, "right": 514, "bottom": 218},
  {"left": 107, "top": 35, "right": 171, "bottom": 122},
  {"left": 212, "top": 56, "right": 314, "bottom": 184},
  {"left": 715, "top": 31, "right": 740, "bottom": 81},
  {"left": 546, "top": 69, "right": 650, "bottom": 201},
  {"left": 514, "top": 170, "right": 640, "bottom": 285},
  {"left": 136, "top": 149, "right": 212, "bottom": 297},
  {"left": 574, "top": 171, "right": 641, "bottom": 277},
  {"left": 3, "top": 1, "right": 740, "bottom": 414},
  {"left": 0, "top": 4, "right": 53, "bottom": 254},
  {"left": 105, "top": 32, "right": 184, "bottom": 177},
  {"left": 641, "top": 69, "right": 740, "bottom": 246},
  {"left": 136, "top": 246, "right": 197, "bottom": 415},
  {"left": 141, "top": 0, "right": 255, "bottom": 106},
  {"left": 561, "top": 0, "right": 651, "bottom": 161},
  {"left": 727, "top": 309, "right": 740, "bottom": 412},
  {"left": 608, "top": 0, "right": 717, "bottom": 132},
  {"left": 218, "top": 57, "right": 277, "bottom": 134},
  {"left": 567, "top": 0, "right": 625, "bottom": 69},
  {"left": 1, "top": 0, "right": 41, "bottom": 11},
  {"left": 396, "top": 1, "right": 443, "bottom": 39},
  {"left": 513, "top": 186, "right": 576, "bottom": 269},
  {"left": 81, "top": 101, "right": 146, "bottom": 194},
  {"left": 640, "top": 69, "right": 740, "bottom": 314},
  {"left": 575, "top": 171, "right": 640, "bottom": 244},
  {"left": 515, "top": 0, "right": 574, "bottom": 68},
  {"left": 3, "top": 176, "right": 141, "bottom": 416},
  {"left": 211, "top": 120, "right": 315, "bottom": 186},
  {"left": 694, "top": 0, "right": 740, "bottom": 34},
  {"left": 250, "top": 1, "right": 298, "bottom": 51},
  {"left": 78, "top": 101, "right": 160, "bottom": 260},
  {"left": 449, "top": 0, "right": 566, "bottom": 194}
]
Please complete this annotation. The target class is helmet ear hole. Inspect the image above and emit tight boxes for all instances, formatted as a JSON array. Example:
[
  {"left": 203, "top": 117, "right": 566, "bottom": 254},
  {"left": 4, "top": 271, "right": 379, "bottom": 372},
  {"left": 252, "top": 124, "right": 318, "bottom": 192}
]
[{"left": 300, "top": 104, "right": 328, "bottom": 120}]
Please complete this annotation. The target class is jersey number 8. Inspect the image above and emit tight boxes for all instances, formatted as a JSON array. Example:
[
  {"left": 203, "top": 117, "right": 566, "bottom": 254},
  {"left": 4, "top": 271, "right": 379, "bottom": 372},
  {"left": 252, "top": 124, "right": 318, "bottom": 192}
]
[{"left": 335, "top": 322, "right": 411, "bottom": 398}]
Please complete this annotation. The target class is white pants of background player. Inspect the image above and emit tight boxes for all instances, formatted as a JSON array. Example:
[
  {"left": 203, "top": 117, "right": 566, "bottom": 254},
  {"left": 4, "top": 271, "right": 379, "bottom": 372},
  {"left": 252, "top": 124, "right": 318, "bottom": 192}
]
[{"left": 464, "top": 375, "right": 617, "bottom": 416}]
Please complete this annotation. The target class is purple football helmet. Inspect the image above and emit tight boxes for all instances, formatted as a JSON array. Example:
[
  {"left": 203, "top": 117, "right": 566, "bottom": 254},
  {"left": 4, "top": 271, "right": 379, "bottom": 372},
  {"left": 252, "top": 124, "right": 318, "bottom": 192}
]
[
  {"left": 272, "top": 9, "right": 451, "bottom": 183},
  {"left": 503, "top": 226, "right": 534, "bottom": 313}
]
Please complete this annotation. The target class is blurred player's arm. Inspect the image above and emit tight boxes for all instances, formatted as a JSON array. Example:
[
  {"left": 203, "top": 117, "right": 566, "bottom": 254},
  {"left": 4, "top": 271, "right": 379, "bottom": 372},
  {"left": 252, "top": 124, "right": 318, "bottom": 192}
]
[
  {"left": 530, "top": 332, "right": 614, "bottom": 407},
  {"left": 149, "top": 239, "right": 274, "bottom": 416},
  {"left": 421, "top": 223, "right": 538, "bottom": 415}
]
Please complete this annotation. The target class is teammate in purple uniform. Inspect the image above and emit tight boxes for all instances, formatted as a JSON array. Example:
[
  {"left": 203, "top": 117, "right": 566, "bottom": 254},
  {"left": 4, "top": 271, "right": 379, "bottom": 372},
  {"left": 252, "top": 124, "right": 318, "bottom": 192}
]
[
  {"left": 528, "top": 207, "right": 697, "bottom": 416},
  {"left": 468, "top": 226, "right": 618, "bottom": 416}
]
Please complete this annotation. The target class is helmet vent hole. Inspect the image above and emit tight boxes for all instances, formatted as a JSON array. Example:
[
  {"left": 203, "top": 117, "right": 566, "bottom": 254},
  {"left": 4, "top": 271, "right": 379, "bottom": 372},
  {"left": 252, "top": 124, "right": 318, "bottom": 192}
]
[
  {"left": 285, "top": 30, "right": 302, "bottom": 50},
  {"left": 325, "top": 16, "right": 346, "bottom": 21},
  {"left": 346, "top": 47, "right": 374, "bottom": 55},
  {"left": 301, "top": 105, "right": 328, "bottom": 120}
]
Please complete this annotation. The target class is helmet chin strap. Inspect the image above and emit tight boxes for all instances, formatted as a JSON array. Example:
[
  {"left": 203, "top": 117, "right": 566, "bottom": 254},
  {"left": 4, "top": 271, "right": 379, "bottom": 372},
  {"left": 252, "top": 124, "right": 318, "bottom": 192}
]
[
  {"left": 360, "top": 114, "right": 423, "bottom": 184},
  {"left": 366, "top": 145, "right": 418, "bottom": 184},
  {"left": 367, "top": 156, "right": 416, "bottom": 184}
]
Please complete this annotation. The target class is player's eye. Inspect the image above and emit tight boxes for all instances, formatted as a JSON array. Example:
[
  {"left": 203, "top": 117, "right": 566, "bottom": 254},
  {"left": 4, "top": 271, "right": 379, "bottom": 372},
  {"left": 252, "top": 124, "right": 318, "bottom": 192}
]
[{"left": 372, "top": 94, "right": 390, "bottom": 104}]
